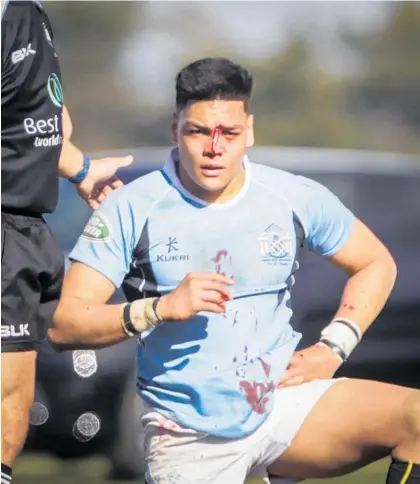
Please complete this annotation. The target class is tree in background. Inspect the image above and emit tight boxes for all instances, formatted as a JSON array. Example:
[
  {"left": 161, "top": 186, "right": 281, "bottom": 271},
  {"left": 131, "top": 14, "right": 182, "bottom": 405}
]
[
  {"left": 246, "top": 40, "right": 365, "bottom": 149},
  {"left": 342, "top": 2, "right": 420, "bottom": 153},
  {"left": 46, "top": 1, "right": 144, "bottom": 150}
]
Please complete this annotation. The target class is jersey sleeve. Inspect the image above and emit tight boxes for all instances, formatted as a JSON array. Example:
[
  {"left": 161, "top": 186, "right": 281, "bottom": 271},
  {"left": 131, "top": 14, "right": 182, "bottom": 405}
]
[
  {"left": 294, "top": 176, "right": 356, "bottom": 256},
  {"left": 1, "top": 1, "right": 57, "bottom": 107},
  {"left": 69, "top": 191, "right": 136, "bottom": 288},
  {"left": 2, "top": 2, "right": 23, "bottom": 106}
]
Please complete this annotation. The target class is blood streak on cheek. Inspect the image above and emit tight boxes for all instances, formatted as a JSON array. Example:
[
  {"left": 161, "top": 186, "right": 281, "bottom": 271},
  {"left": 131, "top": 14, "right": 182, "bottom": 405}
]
[{"left": 211, "top": 126, "right": 222, "bottom": 155}]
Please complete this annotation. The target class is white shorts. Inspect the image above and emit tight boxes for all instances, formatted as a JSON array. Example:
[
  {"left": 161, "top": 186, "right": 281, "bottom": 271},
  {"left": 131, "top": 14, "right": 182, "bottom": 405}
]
[{"left": 140, "top": 378, "right": 339, "bottom": 484}]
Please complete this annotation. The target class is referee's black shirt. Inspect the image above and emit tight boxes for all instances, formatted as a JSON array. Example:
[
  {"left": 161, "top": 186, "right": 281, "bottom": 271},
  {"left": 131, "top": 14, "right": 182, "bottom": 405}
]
[{"left": 1, "top": 1, "right": 63, "bottom": 215}]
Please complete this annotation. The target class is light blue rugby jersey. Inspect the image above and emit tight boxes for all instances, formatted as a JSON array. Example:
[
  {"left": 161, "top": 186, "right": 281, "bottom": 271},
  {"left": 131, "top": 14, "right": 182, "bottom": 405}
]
[{"left": 69, "top": 149, "right": 355, "bottom": 438}]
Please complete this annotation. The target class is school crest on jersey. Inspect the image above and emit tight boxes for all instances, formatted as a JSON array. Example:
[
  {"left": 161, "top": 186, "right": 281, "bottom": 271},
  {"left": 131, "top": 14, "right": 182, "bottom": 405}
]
[{"left": 258, "top": 224, "right": 294, "bottom": 265}]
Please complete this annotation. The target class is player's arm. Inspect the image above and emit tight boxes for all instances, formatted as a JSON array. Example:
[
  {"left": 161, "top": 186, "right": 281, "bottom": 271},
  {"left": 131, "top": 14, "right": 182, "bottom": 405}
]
[
  {"left": 49, "top": 191, "right": 148, "bottom": 349},
  {"left": 51, "top": 261, "right": 166, "bottom": 349},
  {"left": 50, "top": 262, "right": 133, "bottom": 349},
  {"left": 302, "top": 178, "right": 396, "bottom": 359},
  {"left": 50, "top": 265, "right": 233, "bottom": 350},
  {"left": 328, "top": 218, "right": 396, "bottom": 337},
  {"left": 280, "top": 178, "right": 396, "bottom": 387}
]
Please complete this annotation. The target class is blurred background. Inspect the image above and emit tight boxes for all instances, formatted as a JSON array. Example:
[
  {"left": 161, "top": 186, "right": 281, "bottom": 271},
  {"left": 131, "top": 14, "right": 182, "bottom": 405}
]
[
  {"left": 50, "top": 0, "right": 420, "bottom": 154},
  {"left": 14, "top": 1, "right": 420, "bottom": 483}
]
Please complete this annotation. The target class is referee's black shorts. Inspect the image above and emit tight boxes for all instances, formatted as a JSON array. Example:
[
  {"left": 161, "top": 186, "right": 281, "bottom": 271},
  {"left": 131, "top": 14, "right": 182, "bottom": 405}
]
[{"left": 1, "top": 211, "right": 64, "bottom": 352}]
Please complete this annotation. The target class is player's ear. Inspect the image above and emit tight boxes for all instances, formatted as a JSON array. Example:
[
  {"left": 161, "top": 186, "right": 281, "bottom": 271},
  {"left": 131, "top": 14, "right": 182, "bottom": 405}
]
[
  {"left": 246, "top": 114, "right": 255, "bottom": 148},
  {"left": 171, "top": 112, "right": 178, "bottom": 144}
]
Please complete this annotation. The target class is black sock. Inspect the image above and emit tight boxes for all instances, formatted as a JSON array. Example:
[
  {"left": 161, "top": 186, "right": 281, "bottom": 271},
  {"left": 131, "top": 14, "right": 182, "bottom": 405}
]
[
  {"left": 386, "top": 458, "right": 420, "bottom": 483},
  {"left": 1, "top": 464, "right": 12, "bottom": 484}
]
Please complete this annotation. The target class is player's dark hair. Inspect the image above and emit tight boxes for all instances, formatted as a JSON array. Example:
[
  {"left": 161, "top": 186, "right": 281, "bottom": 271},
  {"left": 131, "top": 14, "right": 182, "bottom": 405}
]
[{"left": 175, "top": 57, "right": 253, "bottom": 112}]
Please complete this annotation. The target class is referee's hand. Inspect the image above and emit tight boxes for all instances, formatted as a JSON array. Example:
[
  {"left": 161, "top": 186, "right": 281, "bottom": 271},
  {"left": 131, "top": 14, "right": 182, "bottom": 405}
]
[{"left": 77, "top": 155, "right": 134, "bottom": 209}]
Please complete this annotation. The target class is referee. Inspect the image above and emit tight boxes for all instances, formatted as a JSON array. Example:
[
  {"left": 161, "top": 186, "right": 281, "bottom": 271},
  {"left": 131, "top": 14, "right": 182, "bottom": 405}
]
[{"left": 1, "top": 2, "right": 133, "bottom": 482}]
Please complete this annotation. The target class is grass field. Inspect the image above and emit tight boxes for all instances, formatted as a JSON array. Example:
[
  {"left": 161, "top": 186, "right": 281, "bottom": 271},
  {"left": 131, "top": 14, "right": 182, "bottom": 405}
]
[{"left": 14, "top": 454, "right": 389, "bottom": 483}]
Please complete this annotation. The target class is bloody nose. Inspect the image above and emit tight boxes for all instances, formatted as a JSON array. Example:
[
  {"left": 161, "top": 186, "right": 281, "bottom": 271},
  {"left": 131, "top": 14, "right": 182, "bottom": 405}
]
[{"left": 210, "top": 126, "right": 223, "bottom": 156}]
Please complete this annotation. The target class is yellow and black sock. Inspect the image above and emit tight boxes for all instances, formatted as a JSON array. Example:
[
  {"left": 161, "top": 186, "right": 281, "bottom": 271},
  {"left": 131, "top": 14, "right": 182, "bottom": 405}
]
[{"left": 386, "top": 458, "right": 420, "bottom": 484}]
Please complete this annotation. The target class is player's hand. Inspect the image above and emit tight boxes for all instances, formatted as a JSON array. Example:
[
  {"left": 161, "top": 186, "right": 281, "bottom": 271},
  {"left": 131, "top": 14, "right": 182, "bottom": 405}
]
[
  {"left": 278, "top": 343, "right": 343, "bottom": 388},
  {"left": 157, "top": 272, "right": 234, "bottom": 321},
  {"left": 77, "top": 155, "right": 134, "bottom": 209}
]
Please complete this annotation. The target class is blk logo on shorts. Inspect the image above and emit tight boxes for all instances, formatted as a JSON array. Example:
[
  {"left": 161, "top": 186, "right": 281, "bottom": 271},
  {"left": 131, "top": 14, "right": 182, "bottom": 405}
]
[{"left": 1, "top": 324, "right": 30, "bottom": 338}]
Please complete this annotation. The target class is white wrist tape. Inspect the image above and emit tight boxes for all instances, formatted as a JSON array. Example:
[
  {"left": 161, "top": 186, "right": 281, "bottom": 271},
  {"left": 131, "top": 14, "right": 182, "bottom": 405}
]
[
  {"left": 319, "top": 318, "right": 362, "bottom": 361},
  {"left": 121, "top": 298, "right": 162, "bottom": 337}
]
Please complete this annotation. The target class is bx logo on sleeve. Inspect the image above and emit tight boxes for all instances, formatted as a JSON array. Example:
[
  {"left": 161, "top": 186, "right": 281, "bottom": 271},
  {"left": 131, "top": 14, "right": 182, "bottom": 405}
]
[{"left": 11, "top": 43, "right": 36, "bottom": 64}]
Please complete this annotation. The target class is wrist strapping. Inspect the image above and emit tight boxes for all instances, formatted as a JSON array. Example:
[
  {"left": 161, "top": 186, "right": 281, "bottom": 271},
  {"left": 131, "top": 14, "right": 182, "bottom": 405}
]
[
  {"left": 319, "top": 318, "right": 362, "bottom": 362},
  {"left": 121, "top": 298, "right": 162, "bottom": 337}
]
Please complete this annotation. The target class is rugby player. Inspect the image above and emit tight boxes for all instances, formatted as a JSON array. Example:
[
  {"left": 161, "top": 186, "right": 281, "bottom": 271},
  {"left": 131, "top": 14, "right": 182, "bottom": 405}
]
[{"left": 51, "top": 57, "right": 420, "bottom": 484}]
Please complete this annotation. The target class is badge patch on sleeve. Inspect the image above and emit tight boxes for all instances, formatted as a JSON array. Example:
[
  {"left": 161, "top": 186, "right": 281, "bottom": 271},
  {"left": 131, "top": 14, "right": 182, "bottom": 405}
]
[{"left": 81, "top": 211, "right": 112, "bottom": 242}]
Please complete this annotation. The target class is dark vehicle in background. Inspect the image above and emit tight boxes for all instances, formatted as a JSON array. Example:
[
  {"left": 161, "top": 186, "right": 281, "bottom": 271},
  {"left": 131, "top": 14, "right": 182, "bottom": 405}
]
[{"left": 24, "top": 147, "right": 420, "bottom": 479}]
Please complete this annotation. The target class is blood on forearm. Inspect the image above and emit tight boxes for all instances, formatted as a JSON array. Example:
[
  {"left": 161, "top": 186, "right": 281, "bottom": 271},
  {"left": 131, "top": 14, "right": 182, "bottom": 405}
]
[{"left": 333, "top": 257, "right": 397, "bottom": 335}]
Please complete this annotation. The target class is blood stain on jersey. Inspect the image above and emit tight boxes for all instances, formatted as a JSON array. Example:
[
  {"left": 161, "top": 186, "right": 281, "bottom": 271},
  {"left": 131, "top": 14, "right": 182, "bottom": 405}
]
[{"left": 211, "top": 249, "right": 234, "bottom": 280}]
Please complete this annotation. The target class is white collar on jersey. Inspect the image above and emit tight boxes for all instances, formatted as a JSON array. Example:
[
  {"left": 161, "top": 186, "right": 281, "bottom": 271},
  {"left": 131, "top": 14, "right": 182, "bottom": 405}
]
[{"left": 162, "top": 148, "right": 252, "bottom": 209}]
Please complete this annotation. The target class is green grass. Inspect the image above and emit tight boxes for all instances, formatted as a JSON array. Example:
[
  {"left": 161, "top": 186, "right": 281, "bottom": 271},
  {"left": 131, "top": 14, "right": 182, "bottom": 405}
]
[{"left": 14, "top": 454, "right": 389, "bottom": 483}]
